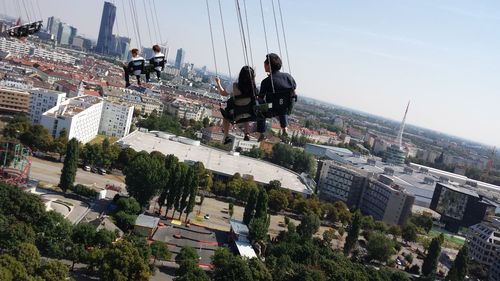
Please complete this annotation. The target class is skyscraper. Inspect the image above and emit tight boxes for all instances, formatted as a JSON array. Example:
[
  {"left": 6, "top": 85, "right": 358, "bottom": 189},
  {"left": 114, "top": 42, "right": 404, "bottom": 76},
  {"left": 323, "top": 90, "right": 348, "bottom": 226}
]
[
  {"left": 96, "top": 1, "right": 116, "bottom": 55},
  {"left": 57, "top": 22, "right": 72, "bottom": 45},
  {"left": 175, "top": 48, "right": 185, "bottom": 69},
  {"left": 46, "top": 16, "right": 61, "bottom": 36}
]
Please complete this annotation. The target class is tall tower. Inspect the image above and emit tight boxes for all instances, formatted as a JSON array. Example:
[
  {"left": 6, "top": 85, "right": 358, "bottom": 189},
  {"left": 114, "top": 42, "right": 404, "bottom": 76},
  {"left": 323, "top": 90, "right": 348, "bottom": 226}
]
[
  {"left": 175, "top": 48, "right": 185, "bottom": 69},
  {"left": 96, "top": 1, "right": 116, "bottom": 55},
  {"left": 395, "top": 101, "right": 410, "bottom": 148}
]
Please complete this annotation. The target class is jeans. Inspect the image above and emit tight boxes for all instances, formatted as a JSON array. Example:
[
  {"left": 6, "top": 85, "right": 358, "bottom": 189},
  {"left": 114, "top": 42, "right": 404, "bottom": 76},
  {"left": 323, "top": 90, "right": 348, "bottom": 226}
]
[
  {"left": 145, "top": 70, "right": 161, "bottom": 82},
  {"left": 257, "top": 115, "right": 288, "bottom": 133}
]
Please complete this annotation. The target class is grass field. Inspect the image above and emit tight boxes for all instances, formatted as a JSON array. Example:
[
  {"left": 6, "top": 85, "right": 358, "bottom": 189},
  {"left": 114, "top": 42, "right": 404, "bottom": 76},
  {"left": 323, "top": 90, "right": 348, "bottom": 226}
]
[
  {"left": 89, "top": 135, "right": 118, "bottom": 145},
  {"left": 428, "top": 229, "right": 465, "bottom": 249}
]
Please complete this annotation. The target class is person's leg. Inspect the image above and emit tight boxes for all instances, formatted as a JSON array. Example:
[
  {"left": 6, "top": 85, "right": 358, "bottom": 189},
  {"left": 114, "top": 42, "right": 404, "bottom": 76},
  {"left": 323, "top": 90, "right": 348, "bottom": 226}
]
[
  {"left": 243, "top": 122, "right": 250, "bottom": 141},
  {"left": 123, "top": 66, "right": 131, "bottom": 87},
  {"left": 136, "top": 75, "right": 141, "bottom": 86},
  {"left": 223, "top": 119, "right": 232, "bottom": 144},
  {"left": 145, "top": 71, "right": 151, "bottom": 83},
  {"left": 156, "top": 70, "right": 161, "bottom": 80},
  {"left": 257, "top": 118, "right": 266, "bottom": 141},
  {"left": 279, "top": 115, "right": 289, "bottom": 135}
]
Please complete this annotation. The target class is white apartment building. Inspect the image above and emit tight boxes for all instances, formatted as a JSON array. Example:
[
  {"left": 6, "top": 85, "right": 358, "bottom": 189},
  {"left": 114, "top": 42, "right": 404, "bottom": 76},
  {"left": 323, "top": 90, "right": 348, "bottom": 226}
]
[
  {"left": 40, "top": 95, "right": 103, "bottom": 143},
  {"left": 29, "top": 88, "right": 66, "bottom": 124},
  {"left": 0, "top": 38, "right": 31, "bottom": 57},
  {"left": 31, "top": 48, "right": 77, "bottom": 65},
  {"left": 99, "top": 101, "right": 134, "bottom": 138}
]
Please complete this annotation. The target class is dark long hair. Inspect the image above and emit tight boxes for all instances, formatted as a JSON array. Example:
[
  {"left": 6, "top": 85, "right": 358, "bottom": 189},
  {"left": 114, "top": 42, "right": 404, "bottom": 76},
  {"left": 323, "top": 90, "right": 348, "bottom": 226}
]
[{"left": 237, "top": 66, "right": 257, "bottom": 98}]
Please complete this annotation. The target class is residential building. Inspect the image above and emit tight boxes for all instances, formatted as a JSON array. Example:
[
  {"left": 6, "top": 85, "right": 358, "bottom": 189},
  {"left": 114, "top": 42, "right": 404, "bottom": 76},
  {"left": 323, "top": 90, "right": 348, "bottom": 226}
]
[
  {"left": 31, "top": 48, "right": 77, "bottom": 64},
  {"left": 230, "top": 135, "right": 259, "bottom": 152},
  {"left": 201, "top": 126, "right": 224, "bottom": 142},
  {"left": 99, "top": 101, "right": 134, "bottom": 138},
  {"left": 104, "top": 87, "right": 163, "bottom": 116},
  {"left": 40, "top": 95, "right": 103, "bottom": 143},
  {"left": 175, "top": 48, "right": 185, "bottom": 69},
  {"left": 0, "top": 86, "right": 30, "bottom": 114},
  {"left": 430, "top": 182, "right": 497, "bottom": 232},
  {"left": 134, "top": 214, "right": 159, "bottom": 238},
  {"left": 96, "top": 1, "right": 116, "bottom": 55},
  {"left": 29, "top": 88, "right": 66, "bottom": 124},
  {"left": 0, "top": 37, "right": 31, "bottom": 57}
]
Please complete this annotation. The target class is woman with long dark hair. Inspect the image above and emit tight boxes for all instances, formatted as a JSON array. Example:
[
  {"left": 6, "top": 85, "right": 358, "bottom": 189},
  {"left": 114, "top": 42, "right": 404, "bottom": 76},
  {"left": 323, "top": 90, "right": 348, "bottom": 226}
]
[{"left": 215, "top": 66, "right": 258, "bottom": 144}]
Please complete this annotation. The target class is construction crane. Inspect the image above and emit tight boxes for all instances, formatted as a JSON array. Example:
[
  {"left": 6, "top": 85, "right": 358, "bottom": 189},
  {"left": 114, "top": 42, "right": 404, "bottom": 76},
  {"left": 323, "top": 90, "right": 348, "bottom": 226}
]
[{"left": 481, "top": 146, "right": 497, "bottom": 181}]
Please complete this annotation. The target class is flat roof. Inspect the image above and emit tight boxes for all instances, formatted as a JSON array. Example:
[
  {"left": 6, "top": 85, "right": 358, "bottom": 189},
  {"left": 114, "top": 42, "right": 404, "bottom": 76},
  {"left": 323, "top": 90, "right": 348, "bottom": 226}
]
[
  {"left": 230, "top": 219, "right": 249, "bottom": 237},
  {"left": 438, "top": 182, "right": 479, "bottom": 198},
  {"left": 119, "top": 131, "right": 312, "bottom": 195},
  {"left": 135, "top": 214, "right": 160, "bottom": 229},
  {"left": 306, "top": 143, "right": 353, "bottom": 155},
  {"left": 235, "top": 240, "right": 257, "bottom": 259}
]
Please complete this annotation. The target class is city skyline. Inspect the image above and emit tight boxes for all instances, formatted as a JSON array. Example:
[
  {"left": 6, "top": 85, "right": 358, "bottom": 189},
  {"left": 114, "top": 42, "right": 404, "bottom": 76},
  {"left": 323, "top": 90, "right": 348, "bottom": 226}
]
[{"left": 2, "top": 0, "right": 499, "bottom": 147}]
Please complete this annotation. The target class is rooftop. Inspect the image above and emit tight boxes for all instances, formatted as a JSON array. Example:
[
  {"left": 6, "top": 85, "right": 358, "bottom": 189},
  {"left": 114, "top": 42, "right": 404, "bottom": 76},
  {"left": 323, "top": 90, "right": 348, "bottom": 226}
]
[
  {"left": 135, "top": 214, "right": 160, "bottom": 229},
  {"left": 118, "top": 131, "right": 313, "bottom": 195},
  {"left": 230, "top": 219, "right": 249, "bottom": 237}
]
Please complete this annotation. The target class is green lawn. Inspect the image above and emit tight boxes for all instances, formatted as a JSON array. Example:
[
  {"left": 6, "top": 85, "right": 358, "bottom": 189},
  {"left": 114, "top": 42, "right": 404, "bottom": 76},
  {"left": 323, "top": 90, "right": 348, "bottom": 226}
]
[
  {"left": 428, "top": 229, "right": 465, "bottom": 249},
  {"left": 88, "top": 135, "right": 118, "bottom": 145}
]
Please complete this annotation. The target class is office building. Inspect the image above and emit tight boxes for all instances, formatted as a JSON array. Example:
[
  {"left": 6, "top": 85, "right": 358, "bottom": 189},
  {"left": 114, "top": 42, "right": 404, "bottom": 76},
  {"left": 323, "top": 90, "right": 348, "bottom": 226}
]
[
  {"left": 40, "top": 96, "right": 103, "bottom": 143},
  {"left": 430, "top": 182, "right": 496, "bottom": 232},
  {"left": 316, "top": 160, "right": 415, "bottom": 225},
  {"left": 466, "top": 218, "right": 500, "bottom": 281},
  {"left": 99, "top": 101, "right": 134, "bottom": 138},
  {"left": 360, "top": 176, "right": 415, "bottom": 225},
  {"left": 96, "top": 1, "right": 116, "bottom": 55},
  {"left": 56, "top": 22, "right": 72, "bottom": 45},
  {"left": 317, "top": 161, "right": 368, "bottom": 207},
  {"left": 29, "top": 89, "right": 66, "bottom": 124},
  {"left": 0, "top": 86, "right": 30, "bottom": 114},
  {"left": 46, "top": 16, "right": 61, "bottom": 36},
  {"left": 175, "top": 48, "right": 185, "bottom": 69}
]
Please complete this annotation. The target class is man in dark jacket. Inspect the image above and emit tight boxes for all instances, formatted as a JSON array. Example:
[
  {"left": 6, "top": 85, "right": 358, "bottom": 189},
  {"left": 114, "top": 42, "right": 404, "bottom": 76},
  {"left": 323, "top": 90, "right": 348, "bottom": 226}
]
[{"left": 257, "top": 53, "right": 296, "bottom": 141}]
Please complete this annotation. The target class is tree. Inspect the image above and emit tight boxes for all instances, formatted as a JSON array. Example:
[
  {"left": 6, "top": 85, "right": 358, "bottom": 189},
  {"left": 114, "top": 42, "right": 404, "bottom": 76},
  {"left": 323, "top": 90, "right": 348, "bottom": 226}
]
[
  {"left": 248, "top": 258, "right": 273, "bottom": 281},
  {"left": 175, "top": 246, "right": 209, "bottom": 281},
  {"left": 116, "top": 147, "right": 138, "bottom": 170},
  {"left": 114, "top": 211, "right": 137, "bottom": 231},
  {"left": 39, "top": 260, "right": 69, "bottom": 281},
  {"left": 94, "top": 229, "right": 117, "bottom": 248},
  {"left": 402, "top": 223, "right": 418, "bottom": 243},
  {"left": 322, "top": 228, "right": 337, "bottom": 247},
  {"left": 212, "top": 248, "right": 253, "bottom": 281},
  {"left": 165, "top": 163, "right": 183, "bottom": 217},
  {"left": 446, "top": 246, "right": 468, "bottom": 281},
  {"left": 51, "top": 128, "right": 68, "bottom": 160},
  {"left": 71, "top": 223, "right": 97, "bottom": 247},
  {"left": 344, "top": 211, "right": 361, "bottom": 256},
  {"left": 150, "top": 241, "right": 171, "bottom": 264},
  {"left": 249, "top": 216, "right": 270, "bottom": 242},
  {"left": 99, "top": 240, "right": 150, "bottom": 281},
  {"left": 124, "top": 151, "right": 167, "bottom": 207},
  {"left": 20, "top": 125, "right": 53, "bottom": 152},
  {"left": 243, "top": 189, "right": 258, "bottom": 225},
  {"left": 81, "top": 143, "right": 101, "bottom": 166},
  {"left": 3, "top": 114, "right": 30, "bottom": 139},
  {"left": 422, "top": 236, "right": 442, "bottom": 277},
  {"left": 116, "top": 197, "right": 141, "bottom": 215},
  {"left": 13, "top": 243, "right": 40, "bottom": 275},
  {"left": 177, "top": 165, "right": 193, "bottom": 219},
  {"left": 228, "top": 203, "right": 234, "bottom": 219},
  {"left": 202, "top": 117, "right": 210, "bottom": 128},
  {"left": 410, "top": 214, "right": 433, "bottom": 233},
  {"left": 297, "top": 212, "right": 320, "bottom": 240},
  {"left": 254, "top": 188, "right": 268, "bottom": 220},
  {"left": 388, "top": 225, "right": 402, "bottom": 238},
  {"left": 59, "top": 138, "right": 79, "bottom": 191},
  {"left": 268, "top": 189, "right": 288, "bottom": 213},
  {"left": 366, "top": 232, "right": 396, "bottom": 263}
]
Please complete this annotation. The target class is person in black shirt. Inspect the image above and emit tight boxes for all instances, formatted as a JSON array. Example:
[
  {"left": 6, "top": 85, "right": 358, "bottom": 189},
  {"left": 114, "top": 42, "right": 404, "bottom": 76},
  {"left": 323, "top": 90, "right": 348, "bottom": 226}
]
[
  {"left": 257, "top": 53, "right": 296, "bottom": 141},
  {"left": 123, "top": 48, "right": 145, "bottom": 87}
]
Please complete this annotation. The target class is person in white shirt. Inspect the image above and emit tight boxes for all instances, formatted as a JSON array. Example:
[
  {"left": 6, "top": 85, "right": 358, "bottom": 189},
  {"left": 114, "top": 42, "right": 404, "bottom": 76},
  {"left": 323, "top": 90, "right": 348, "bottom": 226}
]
[
  {"left": 146, "top": 44, "right": 165, "bottom": 82},
  {"left": 123, "top": 48, "right": 145, "bottom": 87}
]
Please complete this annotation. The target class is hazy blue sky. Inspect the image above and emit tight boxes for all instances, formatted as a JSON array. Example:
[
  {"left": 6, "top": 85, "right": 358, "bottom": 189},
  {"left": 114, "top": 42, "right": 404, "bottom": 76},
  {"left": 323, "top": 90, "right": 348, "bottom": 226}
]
[{"left": 4, "top": 0, "right": 500, "bottom": 146}]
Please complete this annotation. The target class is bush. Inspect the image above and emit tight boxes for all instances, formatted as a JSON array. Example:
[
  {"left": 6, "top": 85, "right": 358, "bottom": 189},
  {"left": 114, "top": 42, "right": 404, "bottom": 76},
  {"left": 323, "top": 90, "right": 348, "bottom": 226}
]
[{"left": 71, "top": 184, "right": 98, "bottom": 198}]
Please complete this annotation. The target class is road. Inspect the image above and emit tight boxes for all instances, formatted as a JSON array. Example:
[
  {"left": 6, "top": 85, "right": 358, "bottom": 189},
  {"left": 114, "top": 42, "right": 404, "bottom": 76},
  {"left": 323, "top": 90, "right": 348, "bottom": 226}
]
[{"left": 29, "top": 157, "right": 125, "bottom": 189}]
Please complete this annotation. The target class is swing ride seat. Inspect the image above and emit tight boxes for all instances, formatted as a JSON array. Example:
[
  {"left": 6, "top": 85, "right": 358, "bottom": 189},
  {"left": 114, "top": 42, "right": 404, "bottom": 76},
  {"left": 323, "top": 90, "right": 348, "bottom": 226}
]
[
  {"left": 222, "top": 89, "right": 297, "bottom": 124},
  {"left": 128, "top": 60, "right": 157, "bottom": 75},
  {"left": 149, "top": 56, "right": 166, "bottom": 71},
  {"left": 7, "top": 21, "right": 43, "bottom": 38}
]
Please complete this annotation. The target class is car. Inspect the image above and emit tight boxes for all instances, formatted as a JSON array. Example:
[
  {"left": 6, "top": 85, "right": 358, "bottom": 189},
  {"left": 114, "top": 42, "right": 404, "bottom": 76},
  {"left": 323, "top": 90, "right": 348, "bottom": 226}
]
[
  {"left": 105, "top": 184, "right": 122, "bottom": 192},
  {"left": 91, "top": 166, "right": 98, "bottom": 173},
  {"left": 204, "top": 214, "right": 210, "bottom": 220},
  {"left": 98, "top": 168, "right": 106, "bottom": 175},
  {"left": 83, "top": 165, "right": 91, "bottom": 171}
]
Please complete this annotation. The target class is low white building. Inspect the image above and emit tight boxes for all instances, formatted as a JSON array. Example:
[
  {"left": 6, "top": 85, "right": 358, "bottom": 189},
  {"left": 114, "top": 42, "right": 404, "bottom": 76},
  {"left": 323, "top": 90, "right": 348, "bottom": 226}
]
[
  {"left": 31, "top": 48, "right": 77, "bottom": 65},
  {"left": 41, "top": 95, "right": 103, "bottom": 143},
  {"left": 29, "top": 88, "right": 66, "bottom": 124},
  {"left": 99, "top": 101, "right": 134, "bottom": 138},
  {"left": 0, "top": 37, "right": 31, "bottom": 57}
]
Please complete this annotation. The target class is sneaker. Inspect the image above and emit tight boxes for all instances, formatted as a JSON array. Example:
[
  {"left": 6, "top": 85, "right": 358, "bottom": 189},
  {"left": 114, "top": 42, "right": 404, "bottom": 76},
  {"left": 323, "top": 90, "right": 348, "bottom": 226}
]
[
  {"left": 244, "top": 134, "right": 250, "bottom": 141},
  {"left": 223, "top": 137, "right": 232, "bottom": 145}
]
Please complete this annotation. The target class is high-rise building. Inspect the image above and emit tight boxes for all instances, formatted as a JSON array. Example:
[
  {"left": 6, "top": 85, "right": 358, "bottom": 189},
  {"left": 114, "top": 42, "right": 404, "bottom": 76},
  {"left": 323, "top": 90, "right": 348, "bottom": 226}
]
[
  {"left": 46, "top": 16, "right": 61, "bottom": 35},
  {"left": 96, "top": 1, "right": 116, "bottom": 55},
  {"left": 175, "top": 48, "right": 185, "bottom": 69},
  {"left": 99, "top": 101, "right": 134, "bottom": 138},
  {"left": 57, "top": 22, "right": 72, "bottom": 45},
  {"left": 113, "top": 36, "right": 130, "bottom": 60},
  {"left": 69, "top": 26, "right": 78, "bottom": 45}
]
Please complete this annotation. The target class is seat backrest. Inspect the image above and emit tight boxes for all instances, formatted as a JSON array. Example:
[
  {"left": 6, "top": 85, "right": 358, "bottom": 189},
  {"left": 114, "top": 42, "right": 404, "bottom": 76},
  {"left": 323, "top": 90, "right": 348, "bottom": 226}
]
[
  {"left": 151, "top": 55, "right": 165, "bottom": 70},
  {"left": 129, "top": 59, "right": 145, "bottom": 75}
]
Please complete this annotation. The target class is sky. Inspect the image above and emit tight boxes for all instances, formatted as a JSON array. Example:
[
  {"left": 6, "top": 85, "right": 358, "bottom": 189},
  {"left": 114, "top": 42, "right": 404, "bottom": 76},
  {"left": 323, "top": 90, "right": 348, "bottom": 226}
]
[{"left": 3, "top": 0, "right": 500, "bottom": 147}]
